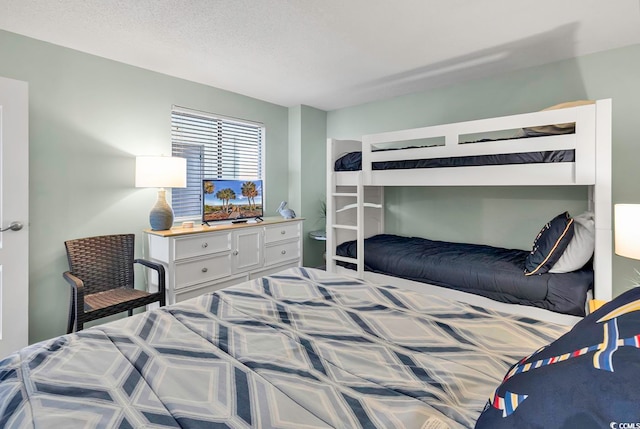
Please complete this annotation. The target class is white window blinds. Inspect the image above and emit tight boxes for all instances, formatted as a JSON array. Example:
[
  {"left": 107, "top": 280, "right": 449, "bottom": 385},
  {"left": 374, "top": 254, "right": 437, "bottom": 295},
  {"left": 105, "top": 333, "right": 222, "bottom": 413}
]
[{"left": 171, "top": 107, "right": 264, "bottom": 219}]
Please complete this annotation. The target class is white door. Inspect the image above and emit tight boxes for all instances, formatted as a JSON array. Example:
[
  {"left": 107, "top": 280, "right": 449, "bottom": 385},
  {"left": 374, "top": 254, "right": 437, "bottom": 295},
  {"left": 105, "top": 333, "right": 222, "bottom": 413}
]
[{"left": 0, "top": 76, "right": 29, "bottom": 358}]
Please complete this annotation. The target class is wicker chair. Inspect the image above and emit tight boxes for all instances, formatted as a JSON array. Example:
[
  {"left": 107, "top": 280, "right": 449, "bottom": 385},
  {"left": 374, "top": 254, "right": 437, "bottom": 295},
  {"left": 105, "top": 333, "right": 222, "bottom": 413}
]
[{"left": 63, "top": 234, "right": 166, "bottom": 333}]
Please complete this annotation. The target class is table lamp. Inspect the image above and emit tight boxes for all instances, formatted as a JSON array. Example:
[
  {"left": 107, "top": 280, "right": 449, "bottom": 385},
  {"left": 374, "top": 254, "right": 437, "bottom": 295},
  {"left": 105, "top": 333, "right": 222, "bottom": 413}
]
[
  {"left": 614, "top": 204, "right": 640, "bottom": 260},
  {"left": 135, "top": 156, "right": 187, "bottom": 231}
]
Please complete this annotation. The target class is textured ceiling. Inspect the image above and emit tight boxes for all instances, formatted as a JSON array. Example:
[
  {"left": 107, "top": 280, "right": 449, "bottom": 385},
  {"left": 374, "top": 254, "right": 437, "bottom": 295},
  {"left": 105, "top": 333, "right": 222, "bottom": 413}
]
[{"left": 1, "top": 0, "right": 639, "bottom": 110}]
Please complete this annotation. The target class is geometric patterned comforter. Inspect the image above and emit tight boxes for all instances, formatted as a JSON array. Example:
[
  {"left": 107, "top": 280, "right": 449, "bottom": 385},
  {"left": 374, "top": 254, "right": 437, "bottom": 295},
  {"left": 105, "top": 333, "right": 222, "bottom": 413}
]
[{"left": 0, "top": 267, "right": 570, "bottom": 428}]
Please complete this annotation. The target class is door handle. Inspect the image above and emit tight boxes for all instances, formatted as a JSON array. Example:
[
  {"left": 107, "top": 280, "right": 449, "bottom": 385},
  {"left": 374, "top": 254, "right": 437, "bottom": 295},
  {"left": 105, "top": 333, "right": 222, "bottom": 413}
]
[{"left": 0, "top": 221, "right": 23, "bottom": 232}]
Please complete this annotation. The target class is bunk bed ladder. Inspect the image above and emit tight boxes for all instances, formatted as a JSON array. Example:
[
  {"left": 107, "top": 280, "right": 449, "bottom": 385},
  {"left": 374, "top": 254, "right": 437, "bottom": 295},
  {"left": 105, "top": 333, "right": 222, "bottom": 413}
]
[
  {"left": 326, "top": 171, "right": 365, "bottom": 277},
  {"left": 355, "top": 172, "right": 365, "bottom": 278},
  {"left": 326, "top": 138, "right": 383, "bottom": 280}
]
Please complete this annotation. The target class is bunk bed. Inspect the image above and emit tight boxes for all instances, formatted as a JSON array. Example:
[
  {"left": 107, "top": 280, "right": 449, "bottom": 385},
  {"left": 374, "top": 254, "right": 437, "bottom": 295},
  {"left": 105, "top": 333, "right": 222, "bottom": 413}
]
[{"left": 326, "top": 99, "right": 612, "bottom": 322}]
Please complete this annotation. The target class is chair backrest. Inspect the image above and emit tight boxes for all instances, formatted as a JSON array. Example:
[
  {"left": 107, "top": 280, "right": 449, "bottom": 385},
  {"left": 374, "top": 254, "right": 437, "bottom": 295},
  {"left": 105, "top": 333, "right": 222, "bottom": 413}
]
[{"left": 64, "top": 234, "right": 136, "bottom": 295}]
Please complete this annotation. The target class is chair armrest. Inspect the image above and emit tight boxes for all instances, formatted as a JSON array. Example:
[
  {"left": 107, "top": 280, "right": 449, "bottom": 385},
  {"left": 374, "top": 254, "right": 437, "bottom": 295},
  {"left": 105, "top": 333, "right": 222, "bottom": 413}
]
[
  {"left": 63, "top": 271, "right": 85, "bottom": 311},
  {"left": 134, "top": 258, "right": 166, "bottom": 296},
  {"left": 62, "top": 271, "right": 84, "bottom": 291}
]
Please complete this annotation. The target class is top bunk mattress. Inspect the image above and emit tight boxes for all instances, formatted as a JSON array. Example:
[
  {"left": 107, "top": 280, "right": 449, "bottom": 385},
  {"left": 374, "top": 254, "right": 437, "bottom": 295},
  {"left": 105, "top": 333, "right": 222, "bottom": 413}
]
[
  {"left": 334, "top": 149, "right": 575, "bottom": 172},
  {"left": 333, "top": 103, "right": 591, "bottom": 173},
  {"left": 336, "top": 234, "right": 593, "bottom": 316}
]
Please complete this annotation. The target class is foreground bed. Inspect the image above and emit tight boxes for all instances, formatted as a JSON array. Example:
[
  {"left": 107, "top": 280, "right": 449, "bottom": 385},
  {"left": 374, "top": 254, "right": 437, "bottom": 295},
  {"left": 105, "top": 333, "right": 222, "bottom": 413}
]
[
  {"left": 1, "top": 267, "right": 573, "bottom": 428},
  {"left": 4, "top": 267, "right": 639, "bottom": 428}
]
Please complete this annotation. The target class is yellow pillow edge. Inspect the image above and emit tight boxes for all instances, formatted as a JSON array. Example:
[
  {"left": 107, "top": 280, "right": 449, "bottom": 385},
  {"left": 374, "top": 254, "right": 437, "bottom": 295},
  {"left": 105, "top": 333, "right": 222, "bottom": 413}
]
[
  {"left": 527, "top": 100, "right": 596, "bottom": 130},
  {"left": 540, "top": 100, "right": 596, "bottom": 111}
]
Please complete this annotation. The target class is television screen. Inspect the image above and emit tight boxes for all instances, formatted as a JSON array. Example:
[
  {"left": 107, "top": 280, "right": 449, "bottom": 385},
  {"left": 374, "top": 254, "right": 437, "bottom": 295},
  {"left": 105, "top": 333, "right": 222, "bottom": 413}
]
[{"left": 202, "top": 179, "right": 263, "bottom": 222}]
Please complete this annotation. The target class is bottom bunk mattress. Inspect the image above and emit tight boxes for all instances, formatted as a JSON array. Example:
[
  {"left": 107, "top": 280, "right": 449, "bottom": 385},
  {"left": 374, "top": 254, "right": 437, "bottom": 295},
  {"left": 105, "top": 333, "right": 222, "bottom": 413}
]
[
  {"left": 336, "top": 234, "right": 593, "bottom": 316},
  {"left": 0, "top": 267, "right": 570, "bottom": 429}
]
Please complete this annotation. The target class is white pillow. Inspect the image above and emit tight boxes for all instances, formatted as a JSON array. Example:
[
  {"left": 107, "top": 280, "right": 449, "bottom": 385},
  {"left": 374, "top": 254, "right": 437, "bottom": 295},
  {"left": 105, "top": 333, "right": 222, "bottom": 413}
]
[{"left": 549, "top": 211, "right": 595, "bottom": 273}]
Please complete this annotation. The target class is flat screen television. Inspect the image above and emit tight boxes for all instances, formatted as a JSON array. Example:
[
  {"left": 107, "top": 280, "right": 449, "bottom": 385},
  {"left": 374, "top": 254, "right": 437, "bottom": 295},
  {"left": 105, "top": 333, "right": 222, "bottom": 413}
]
[{"left": 202, "top": 179, "right": 263, "bottom": 223}]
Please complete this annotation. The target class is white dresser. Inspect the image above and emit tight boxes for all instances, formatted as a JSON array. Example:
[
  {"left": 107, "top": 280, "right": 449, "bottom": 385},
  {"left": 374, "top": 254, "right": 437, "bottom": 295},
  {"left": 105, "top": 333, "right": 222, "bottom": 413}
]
[{"left": 145, "top": 217, "right": 304, "bottom": 304}]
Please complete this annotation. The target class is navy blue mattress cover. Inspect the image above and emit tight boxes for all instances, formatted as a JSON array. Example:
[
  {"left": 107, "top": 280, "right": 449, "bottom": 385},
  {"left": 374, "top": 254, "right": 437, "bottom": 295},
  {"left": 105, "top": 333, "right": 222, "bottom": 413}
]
[
  {"left": 335, "top": 234, "right": 593, "bottom": 316},
  {"left": 334, "top": 149, "right": 575, "bottom": 171}
]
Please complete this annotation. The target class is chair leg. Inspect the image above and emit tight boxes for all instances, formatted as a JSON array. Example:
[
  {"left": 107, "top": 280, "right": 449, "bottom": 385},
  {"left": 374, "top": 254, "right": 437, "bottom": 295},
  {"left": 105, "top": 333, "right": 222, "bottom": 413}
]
[
  {"left": 67, "top": 314, "right": 74, "bottom": 335},
  {"left": 67, "top": 292, "right": 76, "bottom": 334}
]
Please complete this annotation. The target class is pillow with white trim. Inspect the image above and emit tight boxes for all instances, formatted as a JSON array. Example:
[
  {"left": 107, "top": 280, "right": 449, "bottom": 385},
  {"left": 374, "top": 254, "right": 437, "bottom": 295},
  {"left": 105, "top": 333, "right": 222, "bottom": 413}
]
[
  {"left": 524, "top": 212, "right": 574, "bottom": 276},
  {"left": 549, "top": 211, "right": 595, "bottom": 273},
  {"left": 474, "top": 285, "right": 640, "bottom": 429}
]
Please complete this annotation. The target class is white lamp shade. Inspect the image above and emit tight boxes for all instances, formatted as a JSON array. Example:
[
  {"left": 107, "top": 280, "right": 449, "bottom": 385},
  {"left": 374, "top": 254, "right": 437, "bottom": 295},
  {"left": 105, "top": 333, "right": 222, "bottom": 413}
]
[
  {"left": 614, "top": 204, "right": 640, "bottom": 260},
  {"left": 135, "top": 156, "right": 187, "bottom": 188}
]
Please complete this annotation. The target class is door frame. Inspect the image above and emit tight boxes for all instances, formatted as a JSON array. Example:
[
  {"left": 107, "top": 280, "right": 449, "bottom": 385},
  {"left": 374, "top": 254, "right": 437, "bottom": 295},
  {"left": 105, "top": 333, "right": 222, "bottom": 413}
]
[{"left": 0, "top": 75, "right": 29, "bottom": 357}]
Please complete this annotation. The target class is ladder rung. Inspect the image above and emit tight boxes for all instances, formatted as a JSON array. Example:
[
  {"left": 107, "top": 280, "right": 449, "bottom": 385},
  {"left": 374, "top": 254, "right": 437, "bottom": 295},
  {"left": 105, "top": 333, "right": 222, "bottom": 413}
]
[
  {"left": 332, "top": 255, "right": 357, "bottom": 264},
  {"left": 332, "top": 224, "right": 357, "bottom": 231},
  {"left": 332, "top": 192, "right": 357, "bottom": 197},
  {"left": 336, "top": 202, "right": 382, "bottom": 213}
]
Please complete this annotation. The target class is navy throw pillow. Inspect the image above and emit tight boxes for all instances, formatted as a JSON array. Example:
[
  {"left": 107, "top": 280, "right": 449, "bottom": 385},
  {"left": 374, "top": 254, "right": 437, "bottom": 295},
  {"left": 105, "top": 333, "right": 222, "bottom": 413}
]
[
  {"left": 475, "top": 286, "right": 640, "bottom": 429},
  {"left": 524, "top": 212, "right": 574, "bottom": 275}
]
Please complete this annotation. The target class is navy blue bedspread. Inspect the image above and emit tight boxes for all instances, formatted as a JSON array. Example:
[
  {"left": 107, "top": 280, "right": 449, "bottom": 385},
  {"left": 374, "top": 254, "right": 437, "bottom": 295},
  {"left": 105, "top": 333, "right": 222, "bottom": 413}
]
[
  {"left": 336, "top": 234, "right": 592, "bottom": 316},
  {"left": 334, "top": 150, "right": 575, "bottom": 171}
]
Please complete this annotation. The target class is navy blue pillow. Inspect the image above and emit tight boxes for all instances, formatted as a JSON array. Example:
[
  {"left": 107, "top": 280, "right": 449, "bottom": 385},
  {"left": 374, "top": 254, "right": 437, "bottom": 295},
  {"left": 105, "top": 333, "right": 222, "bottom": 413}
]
[
  {"left": 524, "top": 212, "right": 574, "bottom": 275},
  {"left": 475, "top": 286, "right": 640, "bottom": 429},
  {"left": 334, "top": 152, "right": 362, "bottom": 171}
]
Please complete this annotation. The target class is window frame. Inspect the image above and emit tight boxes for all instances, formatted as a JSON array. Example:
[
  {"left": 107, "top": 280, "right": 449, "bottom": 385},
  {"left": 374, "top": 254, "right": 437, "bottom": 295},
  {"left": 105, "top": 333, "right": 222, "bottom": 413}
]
[{"left": 170, "top": 105, "right": 265, "bottom": 222}]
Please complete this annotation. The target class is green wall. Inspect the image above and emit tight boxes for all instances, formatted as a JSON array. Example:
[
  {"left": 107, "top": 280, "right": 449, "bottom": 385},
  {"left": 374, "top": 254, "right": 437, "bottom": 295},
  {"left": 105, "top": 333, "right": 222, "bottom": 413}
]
[
  {"left": 288, "top": 106, "right": 303, "bottom": 218},
  {"left": 327, "top": 44, "right": 640, "bottom": 297},
  {"left": 288, "top": 105, "right": 327, "bottom": 268},
  {"left": 0, "top": 30, "right": 290, "bottom": 343},
  {"left": 300, "top": 106, "right": 327, "bottom": 268}
]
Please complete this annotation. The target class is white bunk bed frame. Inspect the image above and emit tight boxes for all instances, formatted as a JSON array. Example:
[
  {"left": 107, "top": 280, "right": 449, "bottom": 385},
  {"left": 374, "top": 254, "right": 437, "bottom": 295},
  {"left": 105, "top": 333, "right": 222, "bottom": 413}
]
[{"left": 326, "top": 99, "right": 612, "bottom": 322}]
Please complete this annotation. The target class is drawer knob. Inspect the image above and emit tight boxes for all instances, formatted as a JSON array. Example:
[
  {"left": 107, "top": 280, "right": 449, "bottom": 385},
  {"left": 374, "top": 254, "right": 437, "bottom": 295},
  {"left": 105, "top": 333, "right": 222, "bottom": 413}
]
[
  {"left": 280, "top": 230, "right": 286, "bottom": 235},
  {"left": 202, "top": 242, "right": 208, "bottom": 248},
  {"left": 281, "top": 250, "right": 287, "bottom": 255},
  {"left": 201, "top": 267, "right": 208, "bottom": 273},
  {"left": 233, "top": 250, "right": 239, "bottom": 256}
]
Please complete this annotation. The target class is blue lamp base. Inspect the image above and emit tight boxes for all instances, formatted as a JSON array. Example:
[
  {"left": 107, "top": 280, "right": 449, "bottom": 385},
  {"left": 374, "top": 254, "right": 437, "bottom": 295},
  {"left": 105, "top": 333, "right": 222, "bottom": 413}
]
[{"left": 149, "top": 189, "right": 174, "bottom": 231}]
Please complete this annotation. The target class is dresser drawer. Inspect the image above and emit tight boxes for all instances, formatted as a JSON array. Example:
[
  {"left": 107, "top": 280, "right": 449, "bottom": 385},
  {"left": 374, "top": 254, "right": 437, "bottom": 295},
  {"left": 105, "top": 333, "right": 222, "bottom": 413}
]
[
  {"left": 264, "top": 223, "right": 300, "bottom": 244},
  {"left": 175, "top": 274, "right": 249, "bottom": 303},
  {"left": 265, "top": 241, "right": 300, "bottom": 266},
  {"left": 174, "top": 253, "right": 232, "bottom": 289},
  {"left": 174, "top": 232, "right": 231, "bottom": 260}
]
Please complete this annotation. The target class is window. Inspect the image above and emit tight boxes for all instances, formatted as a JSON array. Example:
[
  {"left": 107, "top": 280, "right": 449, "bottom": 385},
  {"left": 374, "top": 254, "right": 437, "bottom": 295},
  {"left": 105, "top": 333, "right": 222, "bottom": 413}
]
[{"left": 171, "top": 106, "right": 264, "bottom": 219}]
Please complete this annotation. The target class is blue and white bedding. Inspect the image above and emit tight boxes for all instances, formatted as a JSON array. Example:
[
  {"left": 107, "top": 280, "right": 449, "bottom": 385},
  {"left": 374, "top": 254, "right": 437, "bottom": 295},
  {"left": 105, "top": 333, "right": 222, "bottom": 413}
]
[{"left": 0, "top": 268, "right": 570, "bottom": 428}]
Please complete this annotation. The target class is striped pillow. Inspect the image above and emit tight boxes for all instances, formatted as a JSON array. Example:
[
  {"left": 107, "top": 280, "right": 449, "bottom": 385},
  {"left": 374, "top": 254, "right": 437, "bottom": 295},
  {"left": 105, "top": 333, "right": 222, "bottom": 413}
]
[{"left": 524, "top": 212, "right": 574, "bottom": 276}]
